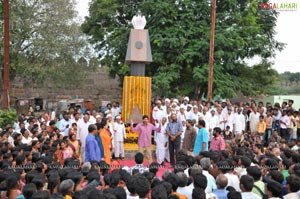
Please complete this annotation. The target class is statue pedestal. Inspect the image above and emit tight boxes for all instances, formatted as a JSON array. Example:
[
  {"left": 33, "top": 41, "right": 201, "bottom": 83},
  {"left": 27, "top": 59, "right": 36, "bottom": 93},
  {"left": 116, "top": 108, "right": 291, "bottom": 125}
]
[{"left": 122, "top": 76, "right": 151, "bottom": 123}]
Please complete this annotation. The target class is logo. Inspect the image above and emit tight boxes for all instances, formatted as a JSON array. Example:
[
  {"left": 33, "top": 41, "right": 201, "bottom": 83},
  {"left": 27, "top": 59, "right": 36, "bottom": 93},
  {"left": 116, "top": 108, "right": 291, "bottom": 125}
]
[{"left": 260, "top": 2, "right": 298, "bottom": 11}]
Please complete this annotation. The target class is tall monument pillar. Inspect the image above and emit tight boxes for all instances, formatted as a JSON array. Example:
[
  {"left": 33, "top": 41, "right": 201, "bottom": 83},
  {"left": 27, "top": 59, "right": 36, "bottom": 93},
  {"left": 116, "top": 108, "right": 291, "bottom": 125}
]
[
  {"left": 122, "top": 11, "right": 152, "bottom": 123},
  {"left": 125, "top": 10, "right": 152, "bottom": 76}
]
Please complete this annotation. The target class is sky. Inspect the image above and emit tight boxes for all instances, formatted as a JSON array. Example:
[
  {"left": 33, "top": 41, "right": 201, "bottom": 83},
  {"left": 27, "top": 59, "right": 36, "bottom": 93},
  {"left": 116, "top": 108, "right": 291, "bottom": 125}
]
[{"left": 75, "top": 0, "right": 300, "bottom": 73}]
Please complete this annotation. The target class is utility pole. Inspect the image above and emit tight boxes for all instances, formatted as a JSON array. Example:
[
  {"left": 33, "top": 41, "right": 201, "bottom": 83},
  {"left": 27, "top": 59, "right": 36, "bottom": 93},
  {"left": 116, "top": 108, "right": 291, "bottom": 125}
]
[
  {"left": 3, "top": 0, "right": 10, "bottom": 109},
  {"left": 208, "top": 0, "right": 216, "bottom": 102}
]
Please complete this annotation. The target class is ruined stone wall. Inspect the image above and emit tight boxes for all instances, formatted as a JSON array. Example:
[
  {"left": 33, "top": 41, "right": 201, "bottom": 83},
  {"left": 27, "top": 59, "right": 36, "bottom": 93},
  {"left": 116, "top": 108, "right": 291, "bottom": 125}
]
[{"left": 8, "top": 66, "right": 122, "bottom": 111}]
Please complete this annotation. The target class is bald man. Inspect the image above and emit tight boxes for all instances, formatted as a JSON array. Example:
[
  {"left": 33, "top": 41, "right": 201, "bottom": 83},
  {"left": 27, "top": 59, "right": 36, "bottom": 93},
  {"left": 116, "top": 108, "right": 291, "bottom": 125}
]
[{"left": 213, "top": 174, "right": 229, "bottom": 199}]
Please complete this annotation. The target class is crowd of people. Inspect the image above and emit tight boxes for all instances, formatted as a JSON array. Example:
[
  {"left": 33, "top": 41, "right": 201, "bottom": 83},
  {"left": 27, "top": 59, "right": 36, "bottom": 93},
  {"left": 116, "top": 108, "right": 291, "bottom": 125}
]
[{"left": 0, "top": 97, "right": 299, "bottom": 199}]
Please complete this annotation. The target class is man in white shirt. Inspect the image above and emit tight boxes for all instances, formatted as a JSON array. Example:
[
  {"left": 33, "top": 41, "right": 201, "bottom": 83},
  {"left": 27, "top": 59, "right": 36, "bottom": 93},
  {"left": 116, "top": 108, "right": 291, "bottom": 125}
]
[
  {"left": 249, "top": 107, "right": 260, "bottom": 133},
  {"left": 224, "top": 107, "right": 234, "bottom": 132},
  {"left": 59, "top": 112, "right": 71, "bottom": 137},
  {"left": 208, "top": 110, "right": 219, "bottom": 139},
  {"left": 202, "top": 107, "right": 211, "bottom": 130},
  {"left": 21, "top": 128, "right": 32, "bottom": 145},
  {"left": 185, "top": 104, "right": 194, "bottom": 120},
  {"left": 70, "top": 112, "right": 81, "bottom": 126},
  {"left": 191, "top": 105, "right": 203, "bottom": 123},
  {"left": 233, "top": 108, "right": 246, "bottom": 136},
  {"left": 89, "top": 110, "right": 97, "bottom": 124},
  {"left": 152, "top": 100, "right": 165, "bottom": 123},
  {"left": 176, "top": 172, "right": 193, "bottom": 199},
  {"left": 77, "top": 113, "right": 91, "bottom": 161},
  {"left": 113, "top": 115, "right": 126, "bottom": 159},
  {"left": 216, "top": 107, "right": 226, "bottom": 130},
  {"left": 111, "top": 101, "right": 121, "bottom": 120},
  {"left": 177, "top": 105, "right": 187, "bottom": 122}
]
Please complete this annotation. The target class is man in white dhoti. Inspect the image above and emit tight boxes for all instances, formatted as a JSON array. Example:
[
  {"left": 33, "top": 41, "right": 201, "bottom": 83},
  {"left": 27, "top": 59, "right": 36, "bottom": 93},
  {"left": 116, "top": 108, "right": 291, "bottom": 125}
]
[
  {"left": 155, "top": 117, "right": 168, "bottom": 166},
  {"left": 233, "top": 108, "right": 246, "bottom": 136},
  {"left": 113, "top": 115, "right": 126, "bottom": 159},
  {"left": 249, "top": 107, "right": 260, "bottom": 133}
]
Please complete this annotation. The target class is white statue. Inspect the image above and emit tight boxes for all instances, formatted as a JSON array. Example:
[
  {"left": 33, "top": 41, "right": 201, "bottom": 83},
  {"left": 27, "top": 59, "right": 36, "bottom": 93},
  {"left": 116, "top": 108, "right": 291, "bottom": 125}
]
[{"left": 131, "top": 10, "right": 146, "bottom": 29}]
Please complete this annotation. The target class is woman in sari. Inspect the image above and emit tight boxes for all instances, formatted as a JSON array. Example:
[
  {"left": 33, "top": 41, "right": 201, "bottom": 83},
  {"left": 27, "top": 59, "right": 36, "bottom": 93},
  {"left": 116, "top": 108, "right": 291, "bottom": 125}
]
[
  {"left": 100, "top": 118, "right": 112, "bottom": 165},
  {"left": 68, "top": 133, "right": 81, "bottom": 162},
  {"left": 56, "top": 140, "right": 74, "bottom": 164}
]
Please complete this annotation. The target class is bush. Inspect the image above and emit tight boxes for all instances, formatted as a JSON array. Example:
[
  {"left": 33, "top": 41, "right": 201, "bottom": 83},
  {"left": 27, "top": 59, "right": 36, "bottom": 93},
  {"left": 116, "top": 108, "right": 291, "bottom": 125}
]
[{"left": 0, "top": 109, "right": 18, "bottom": 128}]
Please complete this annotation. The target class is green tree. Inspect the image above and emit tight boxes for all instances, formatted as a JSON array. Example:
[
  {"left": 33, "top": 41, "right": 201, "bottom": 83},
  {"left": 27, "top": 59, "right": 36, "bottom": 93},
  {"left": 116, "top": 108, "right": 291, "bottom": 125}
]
[
  {"left": 82, "top": 0, "right": 284, "bottom": 98},
  {"left": 0, "top": 0, "right": 97, "bottom": 86}
]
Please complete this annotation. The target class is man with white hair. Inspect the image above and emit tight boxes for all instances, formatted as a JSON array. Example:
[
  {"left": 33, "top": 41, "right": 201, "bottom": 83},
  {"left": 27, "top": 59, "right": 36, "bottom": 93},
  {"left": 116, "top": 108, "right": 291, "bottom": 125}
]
[
  {"left": 154, "top": 117, "right": 168, "bottom": 165},
  {"left": 113, "top": 115, "right": 126, "bottom": 160},
  {"left": 200, "top": 157, "right": 217, "bottom": 193}
]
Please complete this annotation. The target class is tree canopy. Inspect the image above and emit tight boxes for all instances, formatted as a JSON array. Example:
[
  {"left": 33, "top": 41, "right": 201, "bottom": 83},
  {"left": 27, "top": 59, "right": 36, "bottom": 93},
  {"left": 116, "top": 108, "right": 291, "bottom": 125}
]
[
  {"left": 82, "top": 0, "right": 284, "bottom": 99},
  {"left": 0, "top": 0, "right": 97, "bottom": 86}
]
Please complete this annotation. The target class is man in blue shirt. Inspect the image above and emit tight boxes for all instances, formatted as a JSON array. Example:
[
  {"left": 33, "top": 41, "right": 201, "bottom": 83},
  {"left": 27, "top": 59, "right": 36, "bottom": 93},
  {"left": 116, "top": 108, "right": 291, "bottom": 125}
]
[
  {"left": 213, "top": 174, "right": 229, "bottom": 199},
  {"left": 85, "top": 124, "right": 101, "bottom": 162},
  {"left": 166, "top": 113, "right": 183, "bottom": 166},
  {"left": 193, "top": 120, "right": 209, "bottom": 155}
]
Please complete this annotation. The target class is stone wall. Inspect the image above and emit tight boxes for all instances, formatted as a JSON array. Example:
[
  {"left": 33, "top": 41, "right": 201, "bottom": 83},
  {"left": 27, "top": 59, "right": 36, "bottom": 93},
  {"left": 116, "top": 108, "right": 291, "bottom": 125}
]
[{"left": 7, "top": 66, "right": 122, "bottom": 111}]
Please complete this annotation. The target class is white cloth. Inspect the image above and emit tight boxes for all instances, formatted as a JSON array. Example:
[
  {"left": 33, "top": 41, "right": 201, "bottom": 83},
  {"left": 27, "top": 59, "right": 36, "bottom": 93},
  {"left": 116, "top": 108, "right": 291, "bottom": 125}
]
[
  {"left": 233, "top": 113, "right": 246, "bottom": 134},
  {"left": 283, "top": 193, "right": 300, "bottom": 199},
  {"left": 224, "top": 113, "right": 234, "bottom": 132},
  {"left": 152, "top": 106, "right": 165, "bottom": 122},
  {"left": 155, "top": 123, "right": 168, "bottom": 164},
  {"left": 203, "top": 112, "right": 211, "bottom": 129},
  {"left": 186, "top": 111, "right": 194, "bottom": 120},
  {"left": 177, "top": 112, "right": 186, "bottom": 123},
  {"left": 249, "top": 112, "right": 260, "bottom": 133},
  {"left": 21, "top": 136, "right": 32, "bottom": 145},
  {"left": 8, "top": 136, "right": 15, "bottom": 147},
  {"left": 177, "top": 185, "right": 193, "bottom": 199},
  {"left": 203, "top": 170, "right": 217, "bottom": 193},
  {"left": 113, "top": 122, "right": 126, "bottom": 158},
  {"left": 225, "top": 173, "right": 241, "bottom": 192},
  {"left": 191, "top": 111, "right": 204, "bottom": 122},
  {"left": 208, "top": 115, "right": 219, "bottom": 131},
  {"left": 111, "top": 107, "right": 120, "bottom": 119},
  {"left": 77, "top": 120, "right": 91, "bottom": 161},
  {"left": 216, "top": 113, "right": 226, "bottom": 130},
  {"left": 241, "top": 192, "right": 261, "bottom": 199},
  {"left": 113, "top": 122, "right": 126, "bottom": 141},
  {"left": 114, "top": 141, "right": 125, "bottom": 158},
  {"left": 59, "top": 119, "right": 71, "bottom": 137},
  {"left": 70, "top": 118, "right": 82, "bottom": 126},
  {"left": 89, "top": 116, "right": 96, "bottom": 124}
]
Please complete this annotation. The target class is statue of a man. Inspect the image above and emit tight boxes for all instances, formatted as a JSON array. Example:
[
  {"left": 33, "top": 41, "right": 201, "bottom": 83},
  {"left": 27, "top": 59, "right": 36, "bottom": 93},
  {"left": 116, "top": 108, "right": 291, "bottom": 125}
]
[{"left": 131, "top": 10, "right": 146, "bottom": 29}]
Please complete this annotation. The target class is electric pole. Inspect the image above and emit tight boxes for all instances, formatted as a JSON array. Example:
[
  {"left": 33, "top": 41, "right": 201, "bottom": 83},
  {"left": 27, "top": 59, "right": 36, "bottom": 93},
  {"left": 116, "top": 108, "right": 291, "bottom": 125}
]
[
  {"left": 3, "top": 0, "right": 10, "bottom": 109},
  {"left": 208, "top": 0, "right": 216, "bottom": 102}
]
